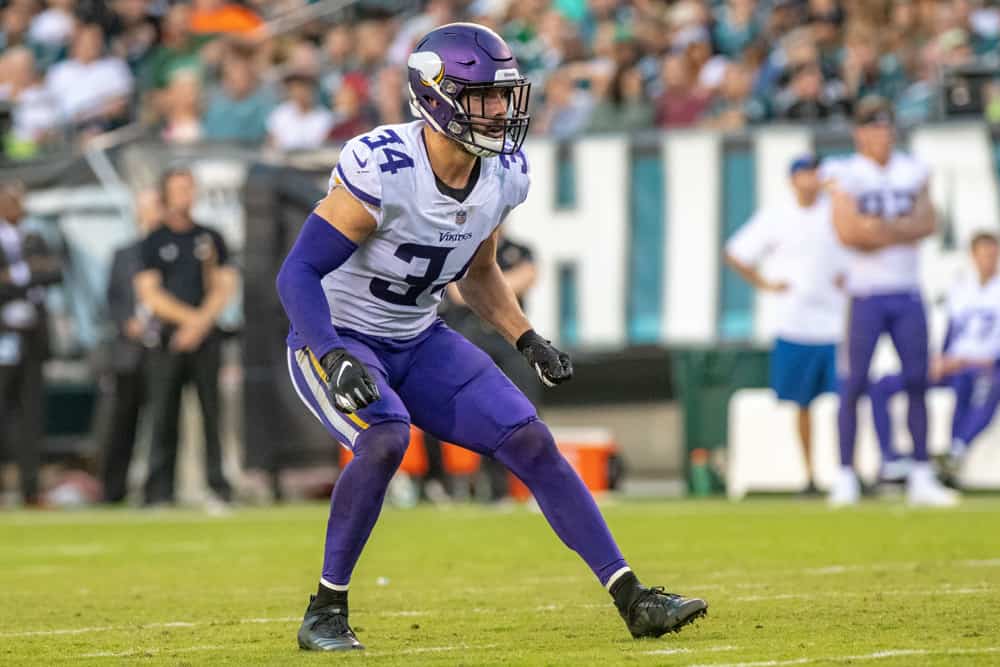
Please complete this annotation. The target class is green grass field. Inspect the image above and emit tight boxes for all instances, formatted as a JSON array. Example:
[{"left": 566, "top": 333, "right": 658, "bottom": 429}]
[{"left": 2, "top": 497, "right": 999, "bottom": 666}]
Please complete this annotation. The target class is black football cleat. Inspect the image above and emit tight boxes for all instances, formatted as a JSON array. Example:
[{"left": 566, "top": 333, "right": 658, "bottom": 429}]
[
  {"left": 620, "top": 587, "right": 708, "bottom": 638},
  {"left": 297, "top": 595, "right": 364, "bottom": 651}
]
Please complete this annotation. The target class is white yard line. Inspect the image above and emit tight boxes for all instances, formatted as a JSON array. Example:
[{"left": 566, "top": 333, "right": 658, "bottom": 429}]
[
  {"left": 688, "top": 647, "right": 1000, "bottom": 667},
  {"left": 379, "top": 610, "right": 430, "bottom": 617},
  {"left": 387, "top": 643, "right": 500, "bottom": 656},
  {"left": 79, "top": 644, "right": 226, "bottom": 658},
  {"left": 645, "top": 646, "right": 738, "bottom": 656},
  {"left": 6, "top": 626, "right": 118, "bottom": 638},
  {"left": 0, "top": 544, "right": 113, "bottom": 557},
  {"left": 733, "top": 587, "right": 993, "bottom": 602},
  {"left": 76, "top": 642, "right": 503, "bottom": 659},
  {"left": 0, "top": 618, "right": 297, "bottom": 639},
  {"left": 957, "top": 558, "right": 1000, "bottom": 567},
  {"left": 701, "top": 558, "right": 1000, "bottom": 582}
]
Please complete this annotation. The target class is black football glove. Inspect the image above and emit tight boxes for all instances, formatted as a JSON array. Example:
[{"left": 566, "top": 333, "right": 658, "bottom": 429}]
[
  {"left": 320, "top": 349, "right": 380, "bottom": 413},
  {"left": 516, "top": 329, "right": 573, "bottom": 387}
]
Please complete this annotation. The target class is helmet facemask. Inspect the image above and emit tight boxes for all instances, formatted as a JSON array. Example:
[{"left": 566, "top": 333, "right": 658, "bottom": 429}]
[
  {"left": 408, "top": 49, "right": 531, "bottom": 158},
  {"left": 448, "top": 80, "right": 531, "bottom": 157}
]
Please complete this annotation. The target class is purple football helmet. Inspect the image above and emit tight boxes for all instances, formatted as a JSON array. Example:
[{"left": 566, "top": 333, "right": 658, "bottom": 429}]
[{"left": 407, "top": 22, "right": 530, "bottom": 157}]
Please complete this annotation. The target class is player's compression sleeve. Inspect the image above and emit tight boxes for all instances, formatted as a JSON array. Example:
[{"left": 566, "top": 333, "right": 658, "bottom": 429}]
[{"left": 276, "top": 212, "right": 358, "bottom": 360}]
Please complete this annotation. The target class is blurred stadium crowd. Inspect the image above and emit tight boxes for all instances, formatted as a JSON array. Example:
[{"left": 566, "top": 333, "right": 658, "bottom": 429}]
[{"left": 1, "top": 0, "right": 999, "bottom": 159}]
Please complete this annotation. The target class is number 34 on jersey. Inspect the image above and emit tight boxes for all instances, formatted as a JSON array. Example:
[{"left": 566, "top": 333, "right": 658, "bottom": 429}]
[{"left": 321, "top": 120, "right": 531, "bottom": 340}]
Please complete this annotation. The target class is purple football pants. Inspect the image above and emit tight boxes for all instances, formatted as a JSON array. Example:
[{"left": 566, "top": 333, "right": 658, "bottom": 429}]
[
  {"left": 839, "top": 292, "right": 929, "bottom": 465},
  {"left": 871, "top": 364, "right": 1000, "bottom": 457},
  {"left": 287, "top": 320, "right": 627, "bottom": 588}
]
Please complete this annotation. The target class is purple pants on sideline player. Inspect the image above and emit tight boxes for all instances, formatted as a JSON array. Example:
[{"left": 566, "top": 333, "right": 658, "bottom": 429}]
[
  {"left": 838, "top": 292, "right": 929, "bottom": 465},
  {"left": 287, "top": 319, "right": 627, "bottom": 587},
  {"left": 870, "top": 364, "right": 1000, "bottom": 456}
]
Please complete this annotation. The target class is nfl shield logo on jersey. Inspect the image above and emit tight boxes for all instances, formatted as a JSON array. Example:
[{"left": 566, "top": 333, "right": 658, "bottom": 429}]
[{"left": 455, "top": 209, "right": 467, "bottom": 225}]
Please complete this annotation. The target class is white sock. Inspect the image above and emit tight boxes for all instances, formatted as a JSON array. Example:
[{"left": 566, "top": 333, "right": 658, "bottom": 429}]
[
  {"left": 320, "top": 578, "right": 349, "bottom": 592},
  {"left": 604, "top": 566, "right": 632, "bottom": 592}
]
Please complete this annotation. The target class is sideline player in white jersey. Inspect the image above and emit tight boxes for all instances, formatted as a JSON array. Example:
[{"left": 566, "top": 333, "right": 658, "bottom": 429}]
[
  {"left": 870, "top": 232, "right": 1000, "bottom": 487},
  {"left": 275, "top": 23, "right": 707, "bottom": 652},
  {"left": 726, "top": 154, "right": 847, "bottom": 495},
  {"left": 823, "top": 96, "right": 957, "bottom": 507}
]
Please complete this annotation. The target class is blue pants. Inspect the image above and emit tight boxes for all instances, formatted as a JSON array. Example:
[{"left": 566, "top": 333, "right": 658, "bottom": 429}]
[
  {"left": 838, "top": 292, "right": 929, "bottom": 465},
  {"left": 771, "top": 338, "right": 838, "bottom": 407}
]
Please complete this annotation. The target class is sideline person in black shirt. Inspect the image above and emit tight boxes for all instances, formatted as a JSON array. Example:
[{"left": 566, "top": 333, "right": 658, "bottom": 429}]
[
  {"left": 135, "top": 168, "right": 237, "bottom": 506},
  {"left": 99, "top": 188, "right": 163, "bottom": 504}
]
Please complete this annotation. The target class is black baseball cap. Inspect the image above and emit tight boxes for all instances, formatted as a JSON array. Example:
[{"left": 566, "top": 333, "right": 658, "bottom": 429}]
[{"left": 854, "top": 96, "right": 895, "bottom": 126}]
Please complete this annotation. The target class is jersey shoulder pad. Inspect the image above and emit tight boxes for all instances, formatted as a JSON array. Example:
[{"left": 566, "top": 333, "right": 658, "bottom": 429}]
[
  {"left": 496, "top": 148, "right": 531, "bottom": 206},
  {"left": 946, "top": 280, "right": 970, "bottom": 316},
  {"left": 819, "top": 156, "right": 850, "bottom": 185},
  {"left": 894, "top": 151, "right": 930, "bottom": 186},
  {"left": 330, "top": 133, "right": 384, "bottom": 214}
]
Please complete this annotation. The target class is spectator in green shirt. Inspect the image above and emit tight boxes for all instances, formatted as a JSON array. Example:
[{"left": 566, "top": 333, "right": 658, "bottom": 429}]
[{"left": 140, "top": 3, "right": 214, "bottom": 92}]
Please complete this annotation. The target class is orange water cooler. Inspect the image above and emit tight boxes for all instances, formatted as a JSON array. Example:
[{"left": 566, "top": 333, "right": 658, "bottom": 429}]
[
  {"left": 339, "top": 427, "right": 615, "bottom": 501},
  {"left": 338, "top": 427, "right": 483, "bottom": 477},
  {"left": 508, "top": 428, "right": 617, "bottom": 501}
]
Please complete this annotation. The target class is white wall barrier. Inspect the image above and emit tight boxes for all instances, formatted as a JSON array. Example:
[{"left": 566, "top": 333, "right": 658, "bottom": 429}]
[
  {"left": 506, "top": 138, "right": 629, "bottom": 347},
  {"left": 662, "top": 132, "right": 722, "bottom": 343},
  {"left": 727, "top": 388, "right": 1000, "bottom": 497}
]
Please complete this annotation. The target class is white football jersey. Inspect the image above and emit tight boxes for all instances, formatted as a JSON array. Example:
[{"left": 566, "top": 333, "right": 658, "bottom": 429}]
[
  {"left": 725, "top": 195, "right": 848, "bottom": 344},
  {"left": 821, "top": 151, "right": 930, "bottom": 296},
  {"left": 945, "top": 274, "right": 1000, "bottom": 362},
  {"left": 323, "top": 120, "right": 530, "bottom": 338}
]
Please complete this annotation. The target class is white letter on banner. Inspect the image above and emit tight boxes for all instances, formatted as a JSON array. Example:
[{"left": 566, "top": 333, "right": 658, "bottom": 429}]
[
  {"left": 904, "top": 125, "right": 1000, "bottom": 354},
  {"left": 662, "top": 132, "right": 721, "bottom": 343},
  {"left": 506, "top": 137, "right": 629, "bottom": 347},
  {"left": 910, "top": 125, "right": 1000, "bottom": 247},
  {"left": 910, "top": 125, "right": 1000, "bottom": 300}
]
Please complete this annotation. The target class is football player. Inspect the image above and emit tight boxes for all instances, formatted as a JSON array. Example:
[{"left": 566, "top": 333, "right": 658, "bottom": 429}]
[
  {"left": 276, "top": 23, "right": 707, "bottom": 651},
  {"left": 824, "top": 96, "right": 956, "bottom": 507},
  {"left": 870, "top": 232, "right": 1000, "bottom": 489}
]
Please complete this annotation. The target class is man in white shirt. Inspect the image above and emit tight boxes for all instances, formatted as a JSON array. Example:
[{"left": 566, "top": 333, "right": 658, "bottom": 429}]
[
  {"left": 0, "top": 47, "right": 60, "bottom": 150},
  {"left": 44, "top": 22, "right": 134, "bottom": 132},
  {"left": 870, "top": 232, "right": 1000, "bottom": 487},
  {"left": 726, "top": 155, "right": 846, "bottom": 494},
  {"left": 266, "top": 72, "right": 334, "bottom": 152}
]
